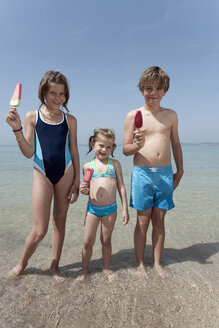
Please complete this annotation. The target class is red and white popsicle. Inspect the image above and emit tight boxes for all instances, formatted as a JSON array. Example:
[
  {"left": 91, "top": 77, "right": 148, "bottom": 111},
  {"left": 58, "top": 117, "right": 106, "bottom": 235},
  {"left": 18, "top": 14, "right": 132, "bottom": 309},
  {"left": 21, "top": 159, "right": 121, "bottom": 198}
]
[
  {"left": 10, "top": 83, "right": 22, "bottom": 107},
  {"left": 83, "top": 168, "right": 94, "bottom": 182},
  {"left": 134, "top": 110, "right": 143, "bottom": 129}
]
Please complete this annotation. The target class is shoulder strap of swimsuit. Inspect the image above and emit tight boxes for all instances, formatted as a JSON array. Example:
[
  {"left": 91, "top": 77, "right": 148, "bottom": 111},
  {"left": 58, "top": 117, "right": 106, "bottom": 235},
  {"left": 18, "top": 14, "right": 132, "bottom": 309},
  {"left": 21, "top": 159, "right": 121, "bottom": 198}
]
[
  {"left": 108, "top": 158, "right": 116, "bottom": 177},
  {"left": 34, "top": 109, "right": 40, "bottom": 126}
]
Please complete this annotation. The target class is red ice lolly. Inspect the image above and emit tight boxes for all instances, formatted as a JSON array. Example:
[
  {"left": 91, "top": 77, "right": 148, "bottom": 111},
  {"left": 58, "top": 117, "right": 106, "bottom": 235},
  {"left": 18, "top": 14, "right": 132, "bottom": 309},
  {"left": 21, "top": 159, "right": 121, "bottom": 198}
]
[
  {"left": 83, "top": 168, "right": 94, "bottom": 182},
  {"left": 134, "top": 110, "right": 143, "bottom": 129},
  {"left": 10, "top": 83, "right": 22, "bottom": 107}
]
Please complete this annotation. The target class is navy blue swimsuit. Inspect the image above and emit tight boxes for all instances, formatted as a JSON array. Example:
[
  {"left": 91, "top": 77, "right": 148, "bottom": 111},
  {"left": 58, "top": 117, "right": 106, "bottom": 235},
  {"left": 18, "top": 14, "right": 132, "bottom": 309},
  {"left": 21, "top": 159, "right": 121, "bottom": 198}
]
[{"left": 33, "top": 110, "right": 72, "bottom": 184}]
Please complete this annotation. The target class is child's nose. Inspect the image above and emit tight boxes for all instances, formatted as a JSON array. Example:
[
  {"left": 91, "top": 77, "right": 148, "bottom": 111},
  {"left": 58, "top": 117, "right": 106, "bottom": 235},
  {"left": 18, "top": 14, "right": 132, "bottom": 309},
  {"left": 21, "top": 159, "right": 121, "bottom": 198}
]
[{"left": 55, "top": 94, "right": 62, "bottom": 99}]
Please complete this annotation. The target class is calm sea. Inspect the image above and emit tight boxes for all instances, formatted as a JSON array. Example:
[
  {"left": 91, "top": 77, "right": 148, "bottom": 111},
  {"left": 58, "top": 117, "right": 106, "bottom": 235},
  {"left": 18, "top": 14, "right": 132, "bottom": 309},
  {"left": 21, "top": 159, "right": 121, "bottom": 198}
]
[{"left": 0, "top": 144, "right": 218, "bottom": 251}]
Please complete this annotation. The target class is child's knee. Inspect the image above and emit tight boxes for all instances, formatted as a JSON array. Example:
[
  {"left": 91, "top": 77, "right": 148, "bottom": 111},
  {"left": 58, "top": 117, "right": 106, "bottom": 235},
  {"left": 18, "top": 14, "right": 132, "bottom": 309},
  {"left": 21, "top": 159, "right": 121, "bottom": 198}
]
[
  {"left": 53, "top": 222, "right": 66, "bottom": 233},
  {"left": 83, "top": 238, "right": 94, "bottom": 250},
  {"left": 100, "top": 236, "right": 111, "bottom": 248},
  {"left": 152, "top": 216, "right": 165, "bottom": 229},
  {"left": 52, "top": 214, "right": 66, "bottom": 230},
  {"left": 137, "top": 218, "right": 150, "bottom": 232},
  {"left": 53, "top": 212, "right": 67, "bottom": 222},
  {"left": 32, "top": 230, "right": 47, "bottom": 243}
]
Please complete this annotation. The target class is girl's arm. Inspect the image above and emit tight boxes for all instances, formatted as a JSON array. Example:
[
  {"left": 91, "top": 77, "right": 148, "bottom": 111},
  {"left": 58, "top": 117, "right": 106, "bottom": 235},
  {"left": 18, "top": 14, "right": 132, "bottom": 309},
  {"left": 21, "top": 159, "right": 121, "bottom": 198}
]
[
  {"left": 113, "top": 160, "right": 129, "bottom": 225},
  {"left": 6, "top": 107, "right": 35, "bottom": 158},
  {"left": 67, "top": 114, "right": 80, "bottom": 203}
]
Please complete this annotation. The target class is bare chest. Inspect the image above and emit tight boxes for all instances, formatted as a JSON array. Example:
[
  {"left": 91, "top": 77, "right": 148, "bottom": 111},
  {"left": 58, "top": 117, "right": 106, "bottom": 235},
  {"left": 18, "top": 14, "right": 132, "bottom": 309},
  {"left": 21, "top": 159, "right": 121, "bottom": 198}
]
[{"left": 143, "top": 113, "right": 172, "bottom": 135}]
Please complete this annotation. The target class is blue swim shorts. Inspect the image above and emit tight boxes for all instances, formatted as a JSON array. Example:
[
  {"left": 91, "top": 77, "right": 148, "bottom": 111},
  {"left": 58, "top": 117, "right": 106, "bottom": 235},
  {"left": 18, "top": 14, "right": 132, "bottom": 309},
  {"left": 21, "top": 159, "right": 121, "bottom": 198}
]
[
  {"left": 130, "top": 165, "right": 175, "bottom": 211},
  {"left": 87, "top": 201, "right": 117, "bottom": 217}
]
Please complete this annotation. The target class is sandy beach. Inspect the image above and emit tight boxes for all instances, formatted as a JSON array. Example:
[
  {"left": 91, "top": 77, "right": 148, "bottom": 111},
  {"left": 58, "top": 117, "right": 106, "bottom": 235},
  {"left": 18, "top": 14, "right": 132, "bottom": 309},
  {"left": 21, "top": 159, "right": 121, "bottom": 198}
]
[
  {"left": 1, "top": 144, "right": 219, "bottom": 327},
  {"left": 1, "top": 216, "right": 219, "bottom": 328}
]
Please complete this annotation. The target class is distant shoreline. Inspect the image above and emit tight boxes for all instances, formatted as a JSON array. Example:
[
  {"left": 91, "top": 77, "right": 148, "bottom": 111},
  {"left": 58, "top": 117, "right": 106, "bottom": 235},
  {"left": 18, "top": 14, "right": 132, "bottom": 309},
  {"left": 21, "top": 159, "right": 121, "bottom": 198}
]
[{"left": 1, "top": 142, "right": 219, "bottom": 147}]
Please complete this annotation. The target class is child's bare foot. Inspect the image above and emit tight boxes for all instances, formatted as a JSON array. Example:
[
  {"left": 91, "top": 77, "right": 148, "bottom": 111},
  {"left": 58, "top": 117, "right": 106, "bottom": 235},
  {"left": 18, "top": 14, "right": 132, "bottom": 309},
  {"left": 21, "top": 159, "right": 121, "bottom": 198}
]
[
  {"left": 50, "top": 268, "right": 66, "bottom": 283},
  {"left": 153, "top": 264, "right": 171, "bottom": 279},
  {"left": 76, "top": 273, "right": 87, "bottom": 283},
  {"left": 134, "top": 265, "right": 148, "bottom": 280},
  {"left": 9, "top": 262, "right": 27, "bottom": 276},
  {"left": 103, "top": 270, "right": 116, "bottom": 282}
]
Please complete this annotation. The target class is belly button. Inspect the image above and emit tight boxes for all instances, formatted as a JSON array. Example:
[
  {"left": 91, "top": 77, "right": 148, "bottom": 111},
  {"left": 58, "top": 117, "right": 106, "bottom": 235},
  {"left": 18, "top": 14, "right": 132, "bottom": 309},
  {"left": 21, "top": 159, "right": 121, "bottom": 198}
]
[{"left": 157, "top": 153, "right": 160, "bottom": 157}]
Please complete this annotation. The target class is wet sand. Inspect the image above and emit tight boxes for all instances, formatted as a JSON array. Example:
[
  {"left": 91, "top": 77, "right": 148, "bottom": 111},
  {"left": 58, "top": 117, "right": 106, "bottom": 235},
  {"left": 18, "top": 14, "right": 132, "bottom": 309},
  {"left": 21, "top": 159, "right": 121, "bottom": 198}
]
[{"left": 1, "top": 230, "right": 219, "bottom": 328}]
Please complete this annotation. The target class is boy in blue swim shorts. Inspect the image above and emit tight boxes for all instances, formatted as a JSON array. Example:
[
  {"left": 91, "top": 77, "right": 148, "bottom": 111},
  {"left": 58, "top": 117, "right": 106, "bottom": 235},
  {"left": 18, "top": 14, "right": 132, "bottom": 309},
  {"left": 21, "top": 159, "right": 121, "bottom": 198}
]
[
  {"left": 123, "top": 66, "right": 184, "bottom": 279},
  {"left": 130, "top": 165, "right": 175, "bottom": 211}
]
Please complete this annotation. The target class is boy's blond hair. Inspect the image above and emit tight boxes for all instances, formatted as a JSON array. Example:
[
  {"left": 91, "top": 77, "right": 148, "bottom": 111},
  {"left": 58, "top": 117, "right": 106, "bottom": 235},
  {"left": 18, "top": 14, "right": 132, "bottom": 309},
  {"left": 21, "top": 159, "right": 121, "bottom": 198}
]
[{"left": 138, "top": 66, "right": 170, "bottom": 92}]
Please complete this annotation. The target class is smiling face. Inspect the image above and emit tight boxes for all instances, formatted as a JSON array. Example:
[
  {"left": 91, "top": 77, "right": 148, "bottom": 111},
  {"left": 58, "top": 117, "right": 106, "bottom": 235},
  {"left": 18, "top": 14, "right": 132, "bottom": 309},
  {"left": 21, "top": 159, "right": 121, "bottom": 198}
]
[
  {"left": 93, "top": 134, "right": 115, "bottom": 161},
  {"left": 44, "top": 83, "right": 66, "bottom": 111},
  {"left": 141, "top": 83, "right": 166, "bottom": 107}
]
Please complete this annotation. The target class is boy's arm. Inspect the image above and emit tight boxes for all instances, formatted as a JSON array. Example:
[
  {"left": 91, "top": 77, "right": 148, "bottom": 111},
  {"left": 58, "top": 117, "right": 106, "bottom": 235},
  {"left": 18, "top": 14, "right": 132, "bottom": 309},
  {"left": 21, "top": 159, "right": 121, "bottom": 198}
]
[
  {"left": 113, "top": 160, "right": 129, "bottom": 225},
  {"left": 171, "top": 112, "right": 184, "bottom": 189},
  {"left": 68, "top": 114, "right": 80, "bottom": 203},
  {"left": 123, "top": 111, "right": 144, "bottom": 156}
]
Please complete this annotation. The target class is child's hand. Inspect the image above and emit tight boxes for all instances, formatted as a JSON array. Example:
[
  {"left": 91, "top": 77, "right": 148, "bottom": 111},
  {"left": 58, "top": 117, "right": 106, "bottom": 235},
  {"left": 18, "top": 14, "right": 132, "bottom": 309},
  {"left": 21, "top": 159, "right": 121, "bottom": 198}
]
[
  {"left": 133, "top": 130, "right": 145, "bottom": 149},
  {"left": 68, "top": 183, "right": 79, "bottom": 204},
  {"left": 122, "top": 209, "right": 129, "bottom": 225},
  {"left": 80, "top": 182, "right": 90, "bottom": 195},
  {"left": 173, "top": 172, "right": 183, "bottom": 190},
  {"left": 6, "top": 107, "right": 22, "bottom": 130}
]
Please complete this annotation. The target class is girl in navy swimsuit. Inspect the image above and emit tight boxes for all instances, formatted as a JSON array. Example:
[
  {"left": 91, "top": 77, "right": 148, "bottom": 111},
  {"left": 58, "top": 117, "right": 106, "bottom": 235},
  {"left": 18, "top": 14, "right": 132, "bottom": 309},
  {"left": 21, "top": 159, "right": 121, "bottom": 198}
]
[{"left": 6, "top": 71, "right": 80, "bottom": 281}]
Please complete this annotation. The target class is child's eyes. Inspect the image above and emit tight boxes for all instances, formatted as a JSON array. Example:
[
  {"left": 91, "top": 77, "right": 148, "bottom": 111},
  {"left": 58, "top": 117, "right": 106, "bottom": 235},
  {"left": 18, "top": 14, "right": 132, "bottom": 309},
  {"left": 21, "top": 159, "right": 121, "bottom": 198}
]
[
  {"left": 49, "top": 92, "right": 65, "bottom": 96},
  {"left": 98, "top": 144, "right": 112, "bottom": 149}
]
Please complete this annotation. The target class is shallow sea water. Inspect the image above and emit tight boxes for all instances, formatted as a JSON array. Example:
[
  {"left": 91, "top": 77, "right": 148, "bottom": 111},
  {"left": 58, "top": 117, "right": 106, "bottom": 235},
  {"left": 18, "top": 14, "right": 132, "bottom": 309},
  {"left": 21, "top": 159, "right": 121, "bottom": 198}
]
[{"left": 0, "top": 144, "right": 219, "bottom": 328}]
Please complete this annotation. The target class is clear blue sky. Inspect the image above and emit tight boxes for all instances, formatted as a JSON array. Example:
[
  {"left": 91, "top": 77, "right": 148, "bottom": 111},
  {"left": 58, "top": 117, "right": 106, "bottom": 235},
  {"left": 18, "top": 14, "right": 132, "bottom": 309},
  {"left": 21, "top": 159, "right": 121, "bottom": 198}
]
[{"left": 1, "top": 0, "right": 219, "bottom": 145}]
